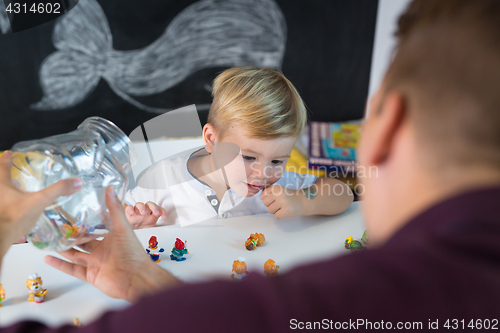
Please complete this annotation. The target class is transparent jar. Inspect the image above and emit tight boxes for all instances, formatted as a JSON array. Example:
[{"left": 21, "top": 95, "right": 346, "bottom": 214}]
[{"left": 11, "top": 117, "right": 135, "bottom": 251}]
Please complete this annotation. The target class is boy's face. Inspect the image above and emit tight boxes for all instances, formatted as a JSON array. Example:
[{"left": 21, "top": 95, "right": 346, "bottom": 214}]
[{"left": 213, "top": 124, "right": 296, "bottom": 197}]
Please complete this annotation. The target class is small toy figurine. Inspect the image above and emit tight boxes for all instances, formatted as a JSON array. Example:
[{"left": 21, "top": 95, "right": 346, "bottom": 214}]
[
  {"left": 361, "top": 230, "right": 368, "bottom": 244},
  {"left": 146, "top": 236, "right": 165, "bottom": 262},
  {"left": 170, "top": 238, "right": 189, "bottom": 261},
  {"left": 26, "top": 273, "right": 47, "bottom": 303},
  {"left": 0, "top": 283, "right": 5, "bottom": 307},
  {"left": 264, "top": 259, "right": 279, "bottom": 277},
  {"left": 245, "top": 232, "right": 265, "bottom": 251},
  {"left": 62, "top": 224, "right": 87, "bottom": 239},
  {"left": 344, "top": 236, "right": 365, "bottom": 252},
  {"left": 73, "top": 318, "right": 83, "bottom": 327},
  {"left": 231, "top": 257, "right": 248, "bottom": 281}
]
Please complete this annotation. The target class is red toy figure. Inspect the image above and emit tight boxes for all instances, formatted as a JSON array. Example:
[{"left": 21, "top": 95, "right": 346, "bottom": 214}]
[
  {"left": 170, "top": 238, "right": 189, "bottom": 261},
  {"left": 146, "top": 236, "right": 165, "bottom": 263}
]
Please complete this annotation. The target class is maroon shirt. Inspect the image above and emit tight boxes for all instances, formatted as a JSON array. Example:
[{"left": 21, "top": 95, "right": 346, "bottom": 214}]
[{"left": 3, "top": 187, "right": 500, "bottom": 332}]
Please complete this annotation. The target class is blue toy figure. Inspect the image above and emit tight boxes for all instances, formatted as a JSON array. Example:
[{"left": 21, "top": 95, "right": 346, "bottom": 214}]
[
  {"left": 146, "top": 236, "right": 164, "bottom": 263},
  {"left": 170, "top": 238, "right": 189, "bottom": 261}
]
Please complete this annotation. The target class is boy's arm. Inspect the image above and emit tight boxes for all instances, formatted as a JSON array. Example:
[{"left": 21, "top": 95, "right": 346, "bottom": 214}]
[{"left": 300, "top": 178, "right": 354, "bottom": 216}]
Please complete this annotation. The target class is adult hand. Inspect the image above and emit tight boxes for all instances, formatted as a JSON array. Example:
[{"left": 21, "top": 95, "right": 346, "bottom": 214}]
[
  {"left": 45, "top": 186, "right": 182, "bottom": 302},
  {"left": 0, "top": 151, "right": 83, "bottom": 258}
]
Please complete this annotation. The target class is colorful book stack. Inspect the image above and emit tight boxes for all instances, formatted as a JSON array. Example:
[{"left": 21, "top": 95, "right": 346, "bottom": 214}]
[{"left": 308, "top": 121, "right": 362, "bottom": 174}]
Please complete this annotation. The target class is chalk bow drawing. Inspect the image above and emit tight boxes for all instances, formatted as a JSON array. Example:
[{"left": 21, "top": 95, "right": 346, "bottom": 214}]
[
  {"left": 0, "top": 1, "right": 11, "bottom": 34},
  {"left": 31, "top": 0, "right": 287, "bottom": 112}
]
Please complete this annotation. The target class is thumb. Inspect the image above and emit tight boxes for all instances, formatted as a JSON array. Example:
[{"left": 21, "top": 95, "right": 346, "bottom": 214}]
[
  {"left": 30, "top": 177, "right": 84, "bottom": 209},
  {"left": 105, "top": 185, "right": 132, "bottom": 232}
]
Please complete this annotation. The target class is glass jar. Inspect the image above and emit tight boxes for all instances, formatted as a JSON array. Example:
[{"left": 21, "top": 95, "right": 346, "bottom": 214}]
[{"left": 11, "top": 117, "right": 135, "bottom": 251}]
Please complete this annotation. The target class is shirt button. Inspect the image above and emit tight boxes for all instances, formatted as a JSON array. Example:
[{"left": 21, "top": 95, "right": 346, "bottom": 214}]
[
  {"left": 211, "top": 199, "right": 218, "bottom": 206},
  {"left": 220, "top": 212, "right": 227, "bottom": 219},
  {"left": 205, "top": 189, "right": 212, "bottom": 196}
]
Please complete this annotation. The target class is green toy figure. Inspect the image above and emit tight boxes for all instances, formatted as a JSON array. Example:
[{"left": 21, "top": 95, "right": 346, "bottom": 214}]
[
  {"left": 0, "top": 283, "right": 5, "bottom": 307},
  {"left": 361, "top": 230, "right": 368, "bottom": 243},
  {"left": 344, "top": 236, "right": 365, "bottom": 252},
  {"left": 170, "top": 238, "right": 189, "bottom": 261}
]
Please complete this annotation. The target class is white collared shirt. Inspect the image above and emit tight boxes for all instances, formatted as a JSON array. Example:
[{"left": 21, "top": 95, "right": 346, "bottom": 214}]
[{"left": 124, "top": 147, "right": 317, "bottom": 226}]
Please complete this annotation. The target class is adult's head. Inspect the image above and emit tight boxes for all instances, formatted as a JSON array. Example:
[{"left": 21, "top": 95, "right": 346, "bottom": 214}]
[{"left": 358, "top": 0, "right": 500, "bottom": 244}]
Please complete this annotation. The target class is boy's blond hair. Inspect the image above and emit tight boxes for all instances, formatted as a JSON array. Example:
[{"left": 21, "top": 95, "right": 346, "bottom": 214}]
[{"left": 208, "top": 67, "right": 307, "bottom": 140}]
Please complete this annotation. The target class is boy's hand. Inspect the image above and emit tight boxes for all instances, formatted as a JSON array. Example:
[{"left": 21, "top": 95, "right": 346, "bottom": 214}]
[
  {"left": 260, "top": 185, "right": 307, "bottom": 220},
  {"left": 124, "top": 201, "right": 167, "bottom": 229}
]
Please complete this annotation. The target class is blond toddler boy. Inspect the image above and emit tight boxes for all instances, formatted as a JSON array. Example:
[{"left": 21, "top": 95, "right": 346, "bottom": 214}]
[{"left": 124, "top": 67, "right": 353, "bottom": 227}]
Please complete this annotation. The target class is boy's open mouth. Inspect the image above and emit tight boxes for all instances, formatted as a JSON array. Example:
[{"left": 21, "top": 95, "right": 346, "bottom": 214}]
[{"left": 245, "top": 183, "right": 262, "bottom": 191}]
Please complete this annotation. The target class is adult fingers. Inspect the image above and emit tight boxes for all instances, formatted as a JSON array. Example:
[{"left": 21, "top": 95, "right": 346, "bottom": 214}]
[
  {"left": 57, "top": 248, "right": 90, "bottom": 267},
  {"left": 30, "top": 177, "right": 83, "bottom": 211},
  {"left": 105, "top": 185, "right": 134, "bottom": 233},
  {"left": 44, "top": 256, "right": 88, "bottom": 282},
  {"left": 76, "top": 239, "right": 101, "bottom": 254},
  {"left": 14, "top": 235, "right": 27, "bottom": 244},
  {"left": 0, "top": 151, "right": 12, "bottom": 184}
]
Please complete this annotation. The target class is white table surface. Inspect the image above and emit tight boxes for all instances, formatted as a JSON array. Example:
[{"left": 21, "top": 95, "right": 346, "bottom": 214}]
[{"left": 0, "top": 202, "right": 365, "bottom": 328}]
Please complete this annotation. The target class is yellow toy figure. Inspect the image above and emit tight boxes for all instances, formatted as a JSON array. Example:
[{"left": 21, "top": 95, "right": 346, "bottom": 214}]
[
  {"left": 245, "top": 232, "right": 265, "bottom": 251},
  {"left": 73, "top": 318, "right": 83, "bottom": 327},
  {"left": 264, "top": 259, "right": 280, "bottom": 277},
  {"left": 26, "top": 273, "right": 47, "bottom": 303},
  {"left": 0, "top": 283, "right": 5, "bottom": 307},
  {"left": 231, "top": 257, "right": 248, "bottom": 281}
]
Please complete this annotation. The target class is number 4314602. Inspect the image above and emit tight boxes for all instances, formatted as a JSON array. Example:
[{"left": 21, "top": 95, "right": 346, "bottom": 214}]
[
  {"left": 444, "top": 319, "right": 498, "bottom": 330},
  {"left": 5, "top": 3, "right": 61, "bottom": 14}
]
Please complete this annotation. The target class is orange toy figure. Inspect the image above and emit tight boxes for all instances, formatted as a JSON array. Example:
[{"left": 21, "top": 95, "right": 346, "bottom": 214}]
[
  {"left": 26, "top": 273, "right": 47, "bottom": 303},
  {"left": 73, "top": 318, "right": 83, "bottom": 327},
  {"left": 61, "top": 224, "right": 87, "bottom": 239},
  {"left": 0, "top": 283, "right": 5, "bottom": 307},
  {"left": 264, "top": 259, "right": 280, "bottom": 277},
  {"left": 245, "top": 232, "right": 265, "bottom": 251},
  {"left": 231, "top": 257, "right": 248, "bottom": 281}
]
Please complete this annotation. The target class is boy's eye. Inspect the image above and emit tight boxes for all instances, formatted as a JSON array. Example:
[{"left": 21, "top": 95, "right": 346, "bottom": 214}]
[
  {"left": 271, "top": 160, "right": 283, "bottom": 165},
  {"left": 242, "top": 155, "right": 255, "bottom": 161}
]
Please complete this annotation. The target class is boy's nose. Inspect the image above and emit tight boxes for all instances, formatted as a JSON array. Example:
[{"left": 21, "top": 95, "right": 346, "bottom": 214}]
[{"left": 250, "top": 166, "right": 271, "bottom": 180}]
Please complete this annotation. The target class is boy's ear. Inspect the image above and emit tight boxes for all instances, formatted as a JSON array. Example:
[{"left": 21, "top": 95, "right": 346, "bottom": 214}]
[
  {"left": 202, "top": 123, "right": 217, "bottom": 153},
  {"left": 366, "top": 91, "right": 407, "bottom": 166}
]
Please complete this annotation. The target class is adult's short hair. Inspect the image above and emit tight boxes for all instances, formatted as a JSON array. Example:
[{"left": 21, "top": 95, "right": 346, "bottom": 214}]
[{"left": 384, "top": 0, "right": 500, "bottom": 166}]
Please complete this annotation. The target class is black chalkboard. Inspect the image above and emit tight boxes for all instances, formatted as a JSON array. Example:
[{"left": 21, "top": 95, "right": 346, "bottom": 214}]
[{"left": 0, "top": 0, "right": 377, "bottom": 149}]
